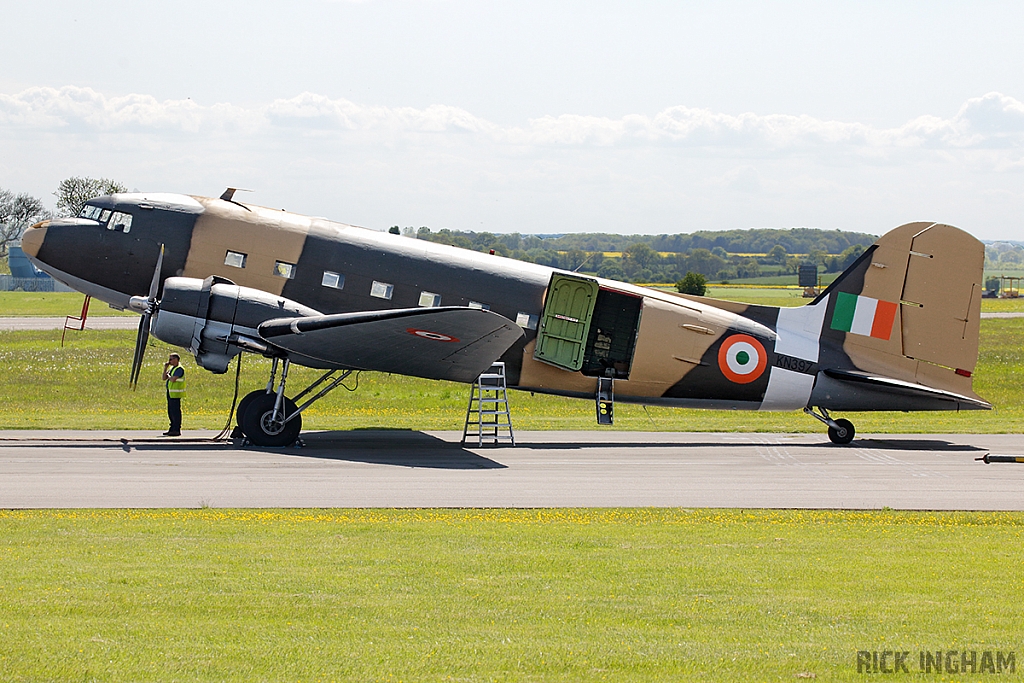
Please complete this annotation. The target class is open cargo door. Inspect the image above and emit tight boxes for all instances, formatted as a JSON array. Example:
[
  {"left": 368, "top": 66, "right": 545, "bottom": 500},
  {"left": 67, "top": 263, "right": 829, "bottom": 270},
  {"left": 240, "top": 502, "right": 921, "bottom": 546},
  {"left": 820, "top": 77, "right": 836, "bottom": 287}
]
[{"left": 534, "top": 273, "right": 599, "bottom": 371}]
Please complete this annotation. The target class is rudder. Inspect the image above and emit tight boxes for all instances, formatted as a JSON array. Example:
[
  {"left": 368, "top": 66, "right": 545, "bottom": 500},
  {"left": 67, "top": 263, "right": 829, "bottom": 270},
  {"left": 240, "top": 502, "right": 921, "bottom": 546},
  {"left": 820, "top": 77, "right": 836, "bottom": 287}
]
[{"left": 816, "top": 222, "right": 985, "bottom": 398}]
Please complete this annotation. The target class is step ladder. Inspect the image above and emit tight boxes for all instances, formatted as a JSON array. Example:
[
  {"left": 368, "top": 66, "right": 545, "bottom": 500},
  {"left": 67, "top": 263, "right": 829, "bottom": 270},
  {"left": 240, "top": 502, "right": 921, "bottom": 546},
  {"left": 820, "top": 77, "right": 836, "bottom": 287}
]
[{"left": 461, "top": 362, "right": 515, "bottom": 446}]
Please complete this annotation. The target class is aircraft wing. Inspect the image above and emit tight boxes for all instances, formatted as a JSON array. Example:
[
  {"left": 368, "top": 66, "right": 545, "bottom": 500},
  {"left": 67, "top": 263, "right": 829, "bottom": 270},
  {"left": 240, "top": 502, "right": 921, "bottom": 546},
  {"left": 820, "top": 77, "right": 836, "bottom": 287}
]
[
  {"left": 258, "top": 306, "right": 524, "bottom": 383},
  {"left": 822, "top": 369, "right": 992, "bottom": 410}
]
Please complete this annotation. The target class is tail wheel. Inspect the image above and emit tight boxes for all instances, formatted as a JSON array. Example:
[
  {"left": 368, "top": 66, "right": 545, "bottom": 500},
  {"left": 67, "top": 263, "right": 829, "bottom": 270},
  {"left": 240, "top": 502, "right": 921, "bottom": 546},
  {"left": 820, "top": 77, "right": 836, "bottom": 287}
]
[
  {"left": 240, "top": 392, "right": 302, "bottom": 447},
  {"left": 828, "top": 418, "right": 856, "bottom": 445}
]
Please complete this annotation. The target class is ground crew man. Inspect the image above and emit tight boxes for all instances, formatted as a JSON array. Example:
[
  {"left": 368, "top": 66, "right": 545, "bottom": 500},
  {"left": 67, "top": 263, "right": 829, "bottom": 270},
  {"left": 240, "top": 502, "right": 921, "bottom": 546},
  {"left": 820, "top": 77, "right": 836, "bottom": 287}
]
[{"left": 162, "top": 353, "right": 185, "bottom": 436}]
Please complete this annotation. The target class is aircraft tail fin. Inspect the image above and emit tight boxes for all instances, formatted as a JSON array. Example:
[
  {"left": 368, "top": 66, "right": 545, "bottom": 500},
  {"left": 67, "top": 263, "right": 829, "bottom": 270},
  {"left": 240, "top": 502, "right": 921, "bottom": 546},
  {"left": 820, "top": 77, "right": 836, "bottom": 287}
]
[{"left": 814, "top": 222, "right": 985, "bottom": 399}]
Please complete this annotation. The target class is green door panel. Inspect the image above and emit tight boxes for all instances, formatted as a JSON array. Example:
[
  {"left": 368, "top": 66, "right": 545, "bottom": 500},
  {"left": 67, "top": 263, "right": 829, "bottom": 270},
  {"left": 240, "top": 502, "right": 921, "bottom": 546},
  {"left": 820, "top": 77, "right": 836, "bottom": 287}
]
[{"left": 534, "top": 273, "right": 599, "bottom": 371}]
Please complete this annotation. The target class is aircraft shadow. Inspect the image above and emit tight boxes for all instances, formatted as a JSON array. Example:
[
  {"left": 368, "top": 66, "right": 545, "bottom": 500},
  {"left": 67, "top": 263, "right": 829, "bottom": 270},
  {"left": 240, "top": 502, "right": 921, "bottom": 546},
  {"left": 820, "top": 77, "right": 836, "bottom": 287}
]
[
  {"left": 0, "top": 438, "right": 234, "bottom": 453},
  {"left": 851, "top": 438, "right": 987, "bottom": 452},
  {"left": 515, "top": 438, "right": 986, "bottom": 453},
  {"left": 260, "top": 430, "right": 508, "bottom": 470}
]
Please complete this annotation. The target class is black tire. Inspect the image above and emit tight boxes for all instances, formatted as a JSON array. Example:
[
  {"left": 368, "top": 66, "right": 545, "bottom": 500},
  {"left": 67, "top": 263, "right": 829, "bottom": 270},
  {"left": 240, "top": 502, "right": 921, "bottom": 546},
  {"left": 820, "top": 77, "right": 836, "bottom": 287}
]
[
  {"left": 235, "top": 390, "right": 267, "bottom": 432},
  {"left": 240, "top": 392, "right": 302, "bottom": 447},
  {"left": 828, "top": 418, "right": 855, "bottom": 445}
]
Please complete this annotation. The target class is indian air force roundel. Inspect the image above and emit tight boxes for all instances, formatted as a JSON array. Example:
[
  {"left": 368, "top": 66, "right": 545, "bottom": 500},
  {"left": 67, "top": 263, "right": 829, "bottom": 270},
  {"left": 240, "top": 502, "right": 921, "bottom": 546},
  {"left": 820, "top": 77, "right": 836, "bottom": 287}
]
[{"left": 718, "top": 334, "right": 768, "bottom": 384}]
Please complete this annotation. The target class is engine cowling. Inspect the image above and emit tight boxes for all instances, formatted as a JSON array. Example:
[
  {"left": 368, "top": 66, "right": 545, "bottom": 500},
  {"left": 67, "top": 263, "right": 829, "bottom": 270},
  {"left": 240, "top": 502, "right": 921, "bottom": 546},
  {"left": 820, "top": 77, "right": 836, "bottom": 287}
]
[{"left": 151, "top": 276, "right": 320, "bottom": 373}]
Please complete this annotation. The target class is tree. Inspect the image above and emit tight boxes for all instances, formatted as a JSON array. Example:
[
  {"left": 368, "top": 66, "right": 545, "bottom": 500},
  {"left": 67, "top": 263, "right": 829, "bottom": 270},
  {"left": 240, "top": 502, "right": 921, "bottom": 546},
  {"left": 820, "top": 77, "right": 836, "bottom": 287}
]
[
  {"left": 676, "top": 271, "right": 707, "bottom": 296},
  {"left": 736, "top": 258, "right": 761, "bottom": 279},
  {"left": 0, "top": 188, "right": 50, "bottom": 258},
  {"left": 596, "top": 260, "right": 624, "bottom": 280},
  {"left": 767, "top": 244, "right": 787, "bottom": 264},
  {"left": 685, "top": 248, "right": 728, "bottom": 278},
  {"left": 54, "top": 177, "right": 128, "bottom": 217},
  {"left": 625, "top": 242, "right": 658, "bottom": 268},
  {"left": 388, "top": 226, "right": 400, "bottom": 235}
]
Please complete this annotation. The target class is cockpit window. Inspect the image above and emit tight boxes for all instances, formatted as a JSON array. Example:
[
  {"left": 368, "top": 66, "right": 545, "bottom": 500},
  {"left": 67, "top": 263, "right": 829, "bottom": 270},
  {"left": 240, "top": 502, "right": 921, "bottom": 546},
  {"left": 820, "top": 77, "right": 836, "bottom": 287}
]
[
  {"left": 80, "top": 205, "right": 104, "bottom": 220},
  {"left": 107, "top": 211, "right": 133, "bottom": 233}
]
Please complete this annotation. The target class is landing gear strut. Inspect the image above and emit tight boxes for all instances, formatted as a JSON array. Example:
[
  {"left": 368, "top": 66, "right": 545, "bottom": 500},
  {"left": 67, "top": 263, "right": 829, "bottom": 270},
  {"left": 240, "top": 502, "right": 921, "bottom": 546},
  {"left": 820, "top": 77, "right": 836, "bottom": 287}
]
[
  {"left": 804, "top": 406, "right": 856, "bottom": 445},
  {"left": 234, "top": 357, "right": 356, "bottom": 447}
]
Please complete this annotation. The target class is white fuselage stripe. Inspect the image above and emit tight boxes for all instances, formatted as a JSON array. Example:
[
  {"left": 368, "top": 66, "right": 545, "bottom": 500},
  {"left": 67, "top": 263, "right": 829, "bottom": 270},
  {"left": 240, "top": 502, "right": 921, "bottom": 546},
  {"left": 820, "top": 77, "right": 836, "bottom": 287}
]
[
  {"left": 761, "top": 297, "right": 829, "bottom": 411},
  {"left": 760, "top": 367, "right": 817, "bottom": 411},
  {"left": 773, "top": 300, "right": 827, "bottom": 362}
]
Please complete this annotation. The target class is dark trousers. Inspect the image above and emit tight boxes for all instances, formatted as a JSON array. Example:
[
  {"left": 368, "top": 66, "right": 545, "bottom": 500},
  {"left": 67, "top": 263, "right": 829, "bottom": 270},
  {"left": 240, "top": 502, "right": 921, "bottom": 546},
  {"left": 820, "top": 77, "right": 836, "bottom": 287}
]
[{"left": 167, "top": 397, "right": 182, "bottom": 433}]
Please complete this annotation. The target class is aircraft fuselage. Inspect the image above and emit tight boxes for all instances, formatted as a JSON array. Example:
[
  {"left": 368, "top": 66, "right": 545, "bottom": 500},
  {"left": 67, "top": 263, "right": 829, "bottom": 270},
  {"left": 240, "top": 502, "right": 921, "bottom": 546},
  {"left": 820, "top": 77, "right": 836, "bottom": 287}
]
[{"left": 21, "top": 192, "right": 989, "bottom": 416}]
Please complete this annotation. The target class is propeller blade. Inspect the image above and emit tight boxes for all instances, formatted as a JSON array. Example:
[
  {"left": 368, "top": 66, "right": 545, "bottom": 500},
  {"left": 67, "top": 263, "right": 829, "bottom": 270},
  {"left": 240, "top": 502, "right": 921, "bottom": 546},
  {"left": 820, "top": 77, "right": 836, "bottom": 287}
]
[
  {"left": 148, "top": 244, "right": 165, "bottom": 301},
  {"left": 129, "top": 313, "right": 150, "bottom": 389},
  {"left": 148, "top": 244, "right": 163, "bottom": 301},
  {"left": 128, "top": 244, "right": 165, "bottom": 390}
]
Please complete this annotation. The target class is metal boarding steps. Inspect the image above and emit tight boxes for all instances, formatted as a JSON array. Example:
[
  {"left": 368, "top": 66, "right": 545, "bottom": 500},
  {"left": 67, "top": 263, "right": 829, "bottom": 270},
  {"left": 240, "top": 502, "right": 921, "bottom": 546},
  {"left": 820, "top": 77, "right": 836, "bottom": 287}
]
[
  {"left": 596, "top": 375, "right": 614, "bottom": 425},
  {"left": 461, "top": 362, "right": 515, "bottom": 447}
]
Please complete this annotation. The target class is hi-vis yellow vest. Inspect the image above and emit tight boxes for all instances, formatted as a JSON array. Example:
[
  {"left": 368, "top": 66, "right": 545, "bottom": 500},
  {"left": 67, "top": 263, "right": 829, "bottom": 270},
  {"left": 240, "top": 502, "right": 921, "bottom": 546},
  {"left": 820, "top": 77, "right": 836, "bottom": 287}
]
[{"left": 167, "top": 367, "right": 186, "bottom": 398}]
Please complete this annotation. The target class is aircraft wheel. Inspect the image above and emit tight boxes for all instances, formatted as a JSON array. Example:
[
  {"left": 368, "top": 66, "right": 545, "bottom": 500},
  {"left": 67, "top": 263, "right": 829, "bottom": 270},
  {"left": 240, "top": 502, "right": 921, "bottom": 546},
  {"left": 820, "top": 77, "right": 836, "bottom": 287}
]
[
  {"left": 234, "top": 390, "right": 267, "bottom": 432},
  {"left": 241, "top": 392, "right": 302, "bottom": 447},
  {"left": 828, "top": 418, "right": 855, "bottom": 445}
]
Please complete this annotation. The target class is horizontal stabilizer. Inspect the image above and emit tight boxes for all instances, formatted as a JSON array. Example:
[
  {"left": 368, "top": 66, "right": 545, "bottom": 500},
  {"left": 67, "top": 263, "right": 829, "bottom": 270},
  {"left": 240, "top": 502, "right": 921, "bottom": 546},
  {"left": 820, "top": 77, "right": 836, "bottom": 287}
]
[
  {"left": 822, "top": 368, "right": 991, "bottom": 411},
  {"left": 259, "top": 307, "right": 524, "bottom": 383}
]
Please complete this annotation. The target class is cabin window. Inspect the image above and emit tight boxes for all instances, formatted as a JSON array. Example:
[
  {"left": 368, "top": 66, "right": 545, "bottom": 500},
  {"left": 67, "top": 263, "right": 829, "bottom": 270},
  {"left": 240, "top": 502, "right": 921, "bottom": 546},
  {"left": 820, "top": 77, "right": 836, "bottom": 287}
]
[
  {"left": 321, "top": 271, "right": 345, "bottom": 289},
  {"left": 274, "top": 261, "right": 296, "bottom": 279},
  {"left": 468, "top": 301, "right": 490, "bottom": 310},
  {"left": 418, "top": 291, "right": 441, "bottom": 307},
  {"left": 99, "top": 209, "right": 111, "bottom": 223},
  {"left": 370, "top": 280, "right": 394, "bottom": 300},
  {"left": 224, "top": 251, "right": 247, "bottom": 268},
  {"left": 80, "top": 205, "right": 103, "bottom": 220},
  {"left": 516, "top": 312, "right": 538, "bottom": 330},
  {"left": 107, "top": 211, "right": 132, "bottom": 233}
]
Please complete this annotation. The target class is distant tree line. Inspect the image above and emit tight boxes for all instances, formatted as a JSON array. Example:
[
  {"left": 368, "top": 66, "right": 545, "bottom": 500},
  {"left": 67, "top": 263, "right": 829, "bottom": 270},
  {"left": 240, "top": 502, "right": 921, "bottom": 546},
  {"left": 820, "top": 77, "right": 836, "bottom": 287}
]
[
  {"left": 403, "top": 226, "right": 873, "bottom": 283},
  {"left": 986, "top": 242, "right": 1024, "bottom": 270}
]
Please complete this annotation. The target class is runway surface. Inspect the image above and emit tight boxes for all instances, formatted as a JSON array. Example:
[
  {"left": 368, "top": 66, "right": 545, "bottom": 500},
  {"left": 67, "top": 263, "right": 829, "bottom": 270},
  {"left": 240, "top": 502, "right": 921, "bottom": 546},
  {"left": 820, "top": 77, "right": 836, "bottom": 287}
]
[
  {"left": 0, "top": 316, "right": 138, "bottom": 330},
  {"left": 1, "top": 430, "right": 1022, "bottom": 509},
  {"left": 1, "top": 311, "right": 1022, "bottom": 331}
]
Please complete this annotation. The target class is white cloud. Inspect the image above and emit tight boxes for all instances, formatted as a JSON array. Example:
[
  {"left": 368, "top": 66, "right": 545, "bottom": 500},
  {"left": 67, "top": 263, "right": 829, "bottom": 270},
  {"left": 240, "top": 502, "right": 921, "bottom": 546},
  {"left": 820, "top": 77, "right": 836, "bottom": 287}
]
[
  {"left": 5, "top": 86, "right": 1024, "bottom": 154},
  {"left": 2, "top": 85, "right": 1024, "bottom": 239}
]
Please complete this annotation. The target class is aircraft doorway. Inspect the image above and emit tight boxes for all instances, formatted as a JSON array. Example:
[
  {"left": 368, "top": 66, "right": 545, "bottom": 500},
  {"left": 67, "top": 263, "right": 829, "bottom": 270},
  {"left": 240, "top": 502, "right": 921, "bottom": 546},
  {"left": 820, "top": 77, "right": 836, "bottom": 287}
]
[
  {"left": 534, "top": 273, "right": 643, "bottom": 378},
  {"left": 581, "top": 289, "right": 642, "bottom": 379}
]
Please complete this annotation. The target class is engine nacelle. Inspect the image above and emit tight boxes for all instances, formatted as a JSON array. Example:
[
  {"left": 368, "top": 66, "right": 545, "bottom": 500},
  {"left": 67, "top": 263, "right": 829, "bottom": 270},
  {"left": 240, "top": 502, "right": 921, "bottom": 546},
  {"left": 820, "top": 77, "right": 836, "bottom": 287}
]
[{"left": 151, "top": 276, "right": 320, "bottom": 373}]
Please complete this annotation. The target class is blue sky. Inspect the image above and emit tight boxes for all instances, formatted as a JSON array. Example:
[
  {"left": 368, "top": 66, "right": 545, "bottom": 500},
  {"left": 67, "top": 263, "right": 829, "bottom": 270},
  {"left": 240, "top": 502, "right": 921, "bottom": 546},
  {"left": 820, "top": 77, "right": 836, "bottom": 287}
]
[{"left": 2, "top": 1, "right": 1023, "bottom": 239}]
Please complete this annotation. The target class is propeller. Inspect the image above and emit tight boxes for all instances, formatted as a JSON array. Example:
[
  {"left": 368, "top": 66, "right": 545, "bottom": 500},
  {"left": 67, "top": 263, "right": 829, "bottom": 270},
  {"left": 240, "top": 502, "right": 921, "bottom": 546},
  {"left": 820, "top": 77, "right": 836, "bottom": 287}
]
[{"left": 128, "top": 244, "right": 165, "bottom": 389}]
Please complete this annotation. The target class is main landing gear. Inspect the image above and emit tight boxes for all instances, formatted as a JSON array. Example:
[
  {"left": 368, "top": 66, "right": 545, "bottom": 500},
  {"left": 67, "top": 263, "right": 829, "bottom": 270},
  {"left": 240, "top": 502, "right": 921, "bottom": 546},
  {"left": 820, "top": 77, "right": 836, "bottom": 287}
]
[
  {"left": 234, "top": 357, "right": 355, "bottom": 447},
  {"left": 803, "top": 406, "right": 856, "bottom": 445}
]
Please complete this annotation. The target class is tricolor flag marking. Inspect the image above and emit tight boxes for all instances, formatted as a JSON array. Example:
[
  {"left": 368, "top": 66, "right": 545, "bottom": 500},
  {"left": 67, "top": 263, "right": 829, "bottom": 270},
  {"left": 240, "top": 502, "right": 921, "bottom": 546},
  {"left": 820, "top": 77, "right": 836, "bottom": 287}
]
[{"left": 830, "top": 292, "right": 898, "bottom": 340}]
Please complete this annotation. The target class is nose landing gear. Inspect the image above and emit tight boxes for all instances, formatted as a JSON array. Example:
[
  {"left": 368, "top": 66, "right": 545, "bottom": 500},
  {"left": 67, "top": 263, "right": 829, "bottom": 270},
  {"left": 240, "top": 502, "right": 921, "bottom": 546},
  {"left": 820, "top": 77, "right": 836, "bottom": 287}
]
[{"left": 804, "top": 406, "right": 856, "bottom": 445}]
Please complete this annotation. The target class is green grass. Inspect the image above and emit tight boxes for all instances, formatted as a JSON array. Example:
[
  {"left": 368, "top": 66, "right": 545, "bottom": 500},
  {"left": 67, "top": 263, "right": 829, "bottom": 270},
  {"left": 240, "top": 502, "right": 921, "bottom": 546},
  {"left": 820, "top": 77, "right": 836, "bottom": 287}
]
[
  {"left": 704, "top": 286, "right": 810, "bottom": 308},
  {"left": 0, "top": 318, "right": 1021, "bottom": 432},
  {"left": 0, "top": 292, "right": 134, "bottom": 317},
  {"left": 982, "top": 296, "right": 1024, "bottom": 312},
  {"left": 0, "top": 509, "right": 1021, "bottom": 682},
  {"left": 648, "top": 285, "right": 1024, "bottom": 311},
  {"left": 1, "top": 289, "right": 1023, "bottom": 316},
  {"left": 714, "top": 272, "right": 842, "bottom": 286}
]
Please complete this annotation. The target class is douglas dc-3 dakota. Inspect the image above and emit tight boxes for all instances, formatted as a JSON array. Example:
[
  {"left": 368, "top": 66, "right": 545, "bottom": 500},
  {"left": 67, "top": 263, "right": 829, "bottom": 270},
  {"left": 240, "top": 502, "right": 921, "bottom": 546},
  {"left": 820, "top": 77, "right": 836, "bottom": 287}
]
[{"left": 20, "top": 190, "right": 990, "bottom": 446}]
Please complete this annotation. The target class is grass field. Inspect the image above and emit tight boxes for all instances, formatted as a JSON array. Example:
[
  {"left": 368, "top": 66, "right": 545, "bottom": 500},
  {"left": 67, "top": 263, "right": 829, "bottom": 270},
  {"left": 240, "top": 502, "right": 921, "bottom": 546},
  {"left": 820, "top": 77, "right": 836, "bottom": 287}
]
[
  {"left": 0, "top": 292, "right": 135, "bottom": 317},
  {"left": 1, "top": 508, "right": 1021, "bottom": 682},
  {"left": 0, "top": 319, "right": 1021, "bottom": 432},
  {"left": 1, "top": 282, "right": 1022, "bottom": 433},
  {"left": 4, "top": 290, "right": 1024, "bottom": 316}
]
